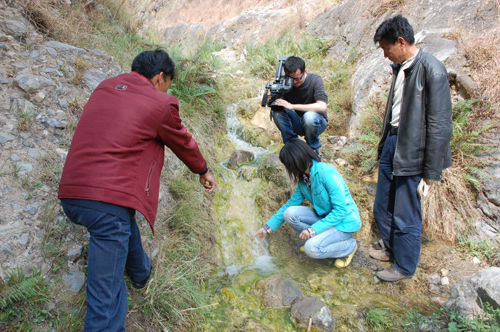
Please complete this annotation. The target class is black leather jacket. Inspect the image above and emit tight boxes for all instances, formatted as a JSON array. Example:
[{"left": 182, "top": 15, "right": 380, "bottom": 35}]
[{"left": 377, "top": 50, "right": 452, "bottom": 181}]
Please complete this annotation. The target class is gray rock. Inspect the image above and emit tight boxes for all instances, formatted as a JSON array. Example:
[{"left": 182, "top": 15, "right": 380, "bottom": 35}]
[
  {"left": 67, "top": 245, "right": 83, "bottom": 261},
  {"left": 256, "top": 275, "right": 304, "bottom": 308},
  {"left": 16, "top": 162, "right": 33, "bottom": 174},
  {"left": 0, "top": 132, "right": 15, "bottom": 144},
  {"left": 14, "top": 74, "right": 55, "bottom": 93},
  {"left": 483, "top": 161, "right": 500, "bottom": 206},
  {"left": 456, "top": 75, "right": 478, "bottom": 99},
  {"left": 1, "top": 19, "right": 28, "bottom": 40},
  {"left": 227, "top": 150, "right": 254, "bottom": 169},
  {"left": 63, "top": 270, "right": 86, "bottom": 293},
  {"left": 18, "top": 233, "right": 29, "bottom": 247},
  {"left": 446, "top": 267, "right": 500, "bottom": 319},
  {"left": 43, "top": 41, "right": 85, "bottom": 55},
  {"left": 23, "top": 205, "right": 39, "bottom": 215},
  {"left": 428, "top": 273, "right": 441, "bottom": 284},
  {"left": 290, "top": 296, "right": 335, "bottom": 332},
  {"left": 83, "top": 68, "right": 108, "bottom": 91},
  {"left": 10, "top": 98, "right": 35, "bottom": 116}
]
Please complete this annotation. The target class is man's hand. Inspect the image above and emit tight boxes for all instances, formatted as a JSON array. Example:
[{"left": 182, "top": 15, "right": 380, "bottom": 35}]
[
  {"left": 417, "top": 178, "right": 431, "bottom": 197},
  {"left": 199, "top": 171, "right": 216, "bottom": 192},
  {"left": 274, "top": 98, "right": 293, "bottom": 110},
  {"left": 253, "top": 228, "right": 268, "bottom": 242}
]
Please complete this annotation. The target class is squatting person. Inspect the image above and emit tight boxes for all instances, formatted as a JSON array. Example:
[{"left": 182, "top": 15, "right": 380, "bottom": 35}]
[
  {"left": 370, "top": 15, "right": 452, "bottom": 282},
  {"left": 58, "top": 49, "right": 216, "bottom": 330},
  {"left": 271, "top": 56, "right": 328, "bottom": 155},
  {"left": 254, "top": 138, "right": 361, "bottom": 268}
]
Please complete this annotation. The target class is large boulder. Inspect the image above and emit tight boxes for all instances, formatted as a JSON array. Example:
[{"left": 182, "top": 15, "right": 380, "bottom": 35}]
[{"left": 446, "top": 267, "right": 500, "bottom": 319}]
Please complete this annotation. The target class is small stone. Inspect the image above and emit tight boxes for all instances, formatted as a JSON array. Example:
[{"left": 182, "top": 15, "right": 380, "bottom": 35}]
[
  {"left": 151, "top": 247, "right": 159, "bottom": 259},
  {"left": 472, "top": 257, "right": 481, "bottom": 265},
  {"left": 431, "top": 296, "right": 448, "bottom": 307},
  {"left": 335, "top": 158, "right": 347, "bottom": 166},
  {"left": 63, "top": 270, "right": 86, "bottom": 293},
  {"left": 440, "top": 268, "right": 449, "bottom": 277},
  {"left": 428, "top": 273, "right": 441, "bottom": 284},
  {"left": 0, "top": 132, "right": 15, "bottom": 144},
  {"left": 23, "top": 205, "right": 39, "bottom": 215},
  {"left": 440, "top": 276, "right": 449, "bottom": 286},
  {"left": 429, "top": 284, "right": 441, "bottom": 294},
  {"left": 67, "top": 245, "right": 83, "bottom": 261}
]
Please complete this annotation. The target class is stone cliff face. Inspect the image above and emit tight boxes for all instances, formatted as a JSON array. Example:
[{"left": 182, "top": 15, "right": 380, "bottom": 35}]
[{"left": 0, "top": 2, "right": 122, "bottom": 281}]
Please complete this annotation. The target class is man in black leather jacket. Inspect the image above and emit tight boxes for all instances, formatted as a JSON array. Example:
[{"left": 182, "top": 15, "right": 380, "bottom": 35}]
[{"left": 369, "top": 15, "right": 452, "bottom": 282}]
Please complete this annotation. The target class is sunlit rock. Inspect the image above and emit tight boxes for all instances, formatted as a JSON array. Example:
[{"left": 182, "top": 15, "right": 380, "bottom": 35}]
[{"left": 227, "top": 150, "right": 254, "bottom": 169}]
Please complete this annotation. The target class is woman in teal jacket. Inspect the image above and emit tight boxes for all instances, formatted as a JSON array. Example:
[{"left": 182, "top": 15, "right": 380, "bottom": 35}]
[{"left": 254, "top": 138, "right": 361, "bottom": 267}]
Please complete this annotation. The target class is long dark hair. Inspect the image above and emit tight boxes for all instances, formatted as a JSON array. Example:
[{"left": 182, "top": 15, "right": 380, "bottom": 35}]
[{"left": 279, "top": 138, "right": 320, "bottom": 183}]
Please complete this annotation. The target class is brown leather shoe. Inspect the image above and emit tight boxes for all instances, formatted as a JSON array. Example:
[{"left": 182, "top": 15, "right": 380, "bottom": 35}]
[
  {"left": 376, "top": 266, "right": 412, "bottom": 282},
  {"left": 369, "top": 248, "right": 391, "bottom": 261}
]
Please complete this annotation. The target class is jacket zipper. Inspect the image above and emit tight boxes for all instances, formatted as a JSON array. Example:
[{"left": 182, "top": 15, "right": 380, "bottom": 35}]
[{"left": 145, "top": 162, "right": 155, "bottom": 196}]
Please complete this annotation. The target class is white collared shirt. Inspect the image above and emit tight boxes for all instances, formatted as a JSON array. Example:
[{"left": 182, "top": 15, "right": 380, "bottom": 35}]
[{"left": 391, "top": 49, "right": 419, "bottom": 127}]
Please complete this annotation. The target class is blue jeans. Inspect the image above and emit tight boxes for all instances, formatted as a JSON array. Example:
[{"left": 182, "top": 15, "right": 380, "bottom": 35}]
[
  {"left": 284, "top": 206, "right": 356, "bottom": 259},
  {"left": 373, "top": 134, "right": 422, "bottom": 276},
  {"left": 61, "top": 200, "right": 151, "bottom": 332},
  {"left": 271, "top": 109, "right": 327, "bottom": 149}
]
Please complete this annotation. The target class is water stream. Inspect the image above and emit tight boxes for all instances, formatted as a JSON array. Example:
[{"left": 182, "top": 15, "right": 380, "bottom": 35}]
[{"left": 207, "top": 100, "right": 431, "bottom": 331}]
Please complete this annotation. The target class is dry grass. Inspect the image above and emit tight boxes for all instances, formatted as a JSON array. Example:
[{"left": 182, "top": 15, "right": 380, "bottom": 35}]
[
  {"left": 422, "top": 167, "right": 479, "bottom": 242},
  {"left": 371, "top": 0, "right": 405, "bottom": 17},
  {"left": 461, "top": 27, "right": 500, "bottom": 107}
]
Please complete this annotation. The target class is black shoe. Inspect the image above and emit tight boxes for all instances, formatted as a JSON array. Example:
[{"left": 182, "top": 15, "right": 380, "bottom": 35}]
[
  {"left": 314, "top": 148, "right": 321, "bottom": 158},
  {"left": 131, "top": 267, "right": 152, "bottom": 289}
]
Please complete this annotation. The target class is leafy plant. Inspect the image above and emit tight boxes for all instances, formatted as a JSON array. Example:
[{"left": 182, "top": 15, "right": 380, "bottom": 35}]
[
  {"left": 0, "top": 269, "right": 50, "bottom": 328},
  {"left": 458, "top": 236, "right": 497, "bottom": 264}
]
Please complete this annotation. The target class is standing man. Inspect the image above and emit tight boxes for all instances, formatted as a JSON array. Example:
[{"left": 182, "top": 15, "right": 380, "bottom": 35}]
[
  {"left": 58, "top": 49, "right": 216, "bottom": 330},
  {"left": 370, "top": 15, "right": 452, "bottom": 282},
  {"left": 272, "top": 56, "right": 328, "bottom": 155}
]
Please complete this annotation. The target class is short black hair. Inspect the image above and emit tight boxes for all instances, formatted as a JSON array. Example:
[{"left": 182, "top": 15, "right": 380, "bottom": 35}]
[
  {"left": 373, "top": 14, "right": 415, "bottom": 45},
  {"left": 284, "top": 56, "right": 305, "bottom": 74},
  {"left": 279, "top": 138, "right": 320, "bottom": 183},
  {"left": 131, "top": 49, "right": 175, "bottom": 81}
]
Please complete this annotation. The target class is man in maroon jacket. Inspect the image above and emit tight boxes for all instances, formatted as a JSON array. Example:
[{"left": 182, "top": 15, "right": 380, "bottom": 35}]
[{"left": 58, "top": 49, "right": 216, "bottom": 331}]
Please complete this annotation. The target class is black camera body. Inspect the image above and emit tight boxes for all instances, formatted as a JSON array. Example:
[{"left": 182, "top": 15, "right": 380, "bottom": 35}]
[{"left": 261, "top": 56, "right": 293, "bottom": 110}]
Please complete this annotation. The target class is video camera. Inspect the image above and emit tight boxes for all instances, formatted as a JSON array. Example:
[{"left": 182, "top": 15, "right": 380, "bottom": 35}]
[{"left": 261, "top": 56, "right": 293, "bottom": 110}]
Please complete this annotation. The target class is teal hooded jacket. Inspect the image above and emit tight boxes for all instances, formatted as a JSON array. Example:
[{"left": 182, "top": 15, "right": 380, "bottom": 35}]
[{"left": 266, "top": 160, "right": 361, "bottom": 234}]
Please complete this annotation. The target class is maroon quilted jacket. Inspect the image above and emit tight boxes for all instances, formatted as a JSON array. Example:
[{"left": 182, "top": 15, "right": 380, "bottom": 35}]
[{"left": 58, "top": 72, "right": 207, "bottom": 231}]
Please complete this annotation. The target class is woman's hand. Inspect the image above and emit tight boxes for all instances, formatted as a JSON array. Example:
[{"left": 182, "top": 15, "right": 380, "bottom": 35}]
[
  {"left": 299, "top": 228, "right": 315, "bottom": 240},
  {"left": 253, "top": 228, "right": 268, "bottom": 242}
]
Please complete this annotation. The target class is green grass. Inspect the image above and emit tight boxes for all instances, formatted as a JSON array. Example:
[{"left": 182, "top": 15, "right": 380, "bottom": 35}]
[
  {"left": 403, "top": 303, "right": 500, "bottom": 331},
  {"left": 458, "top": 236, "right": 498, "bottom": 264},
  {"left": 365, "top": 307, "right": 394, "bottom": 331}
]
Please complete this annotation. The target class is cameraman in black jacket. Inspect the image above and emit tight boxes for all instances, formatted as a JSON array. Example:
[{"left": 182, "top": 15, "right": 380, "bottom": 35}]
[
  {"left": 272, "top": 56, "right": 328, "bottom": 155},
  {"left": 369, "top": 15, "right": 452, "bottom": 282}
]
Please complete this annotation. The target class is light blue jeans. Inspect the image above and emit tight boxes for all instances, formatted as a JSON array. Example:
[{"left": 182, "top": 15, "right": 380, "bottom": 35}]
[{"left": 284, "top": 206, "right": 356, "bottom": 259}]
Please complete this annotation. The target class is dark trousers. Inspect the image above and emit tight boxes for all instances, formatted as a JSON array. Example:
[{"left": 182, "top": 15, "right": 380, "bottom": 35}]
[
  {"left": 373, "top": 134, "right": 422, "bottom": 276},
  {"left": 61, "top": 199, "right": 151, "bottom": 332},
  {"left": 271, "top": 109, "right": 327, "bottom": 149}
]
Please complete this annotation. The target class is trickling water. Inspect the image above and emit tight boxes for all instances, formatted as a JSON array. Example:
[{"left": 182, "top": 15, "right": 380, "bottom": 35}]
[
  {"left": 208, "top": 99, "right": 432, "bottom": 331},
  {"left": 215, "top": 103, "right": 276, "bottom": 276}
]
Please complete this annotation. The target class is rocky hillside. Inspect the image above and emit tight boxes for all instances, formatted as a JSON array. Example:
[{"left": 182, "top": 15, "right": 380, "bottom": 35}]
[
  {"left": 0, "top": 1, "right": 122, "bottom": 281},
  {"left": 127, "top": 0, "right": 500, "bottom": 245}
]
